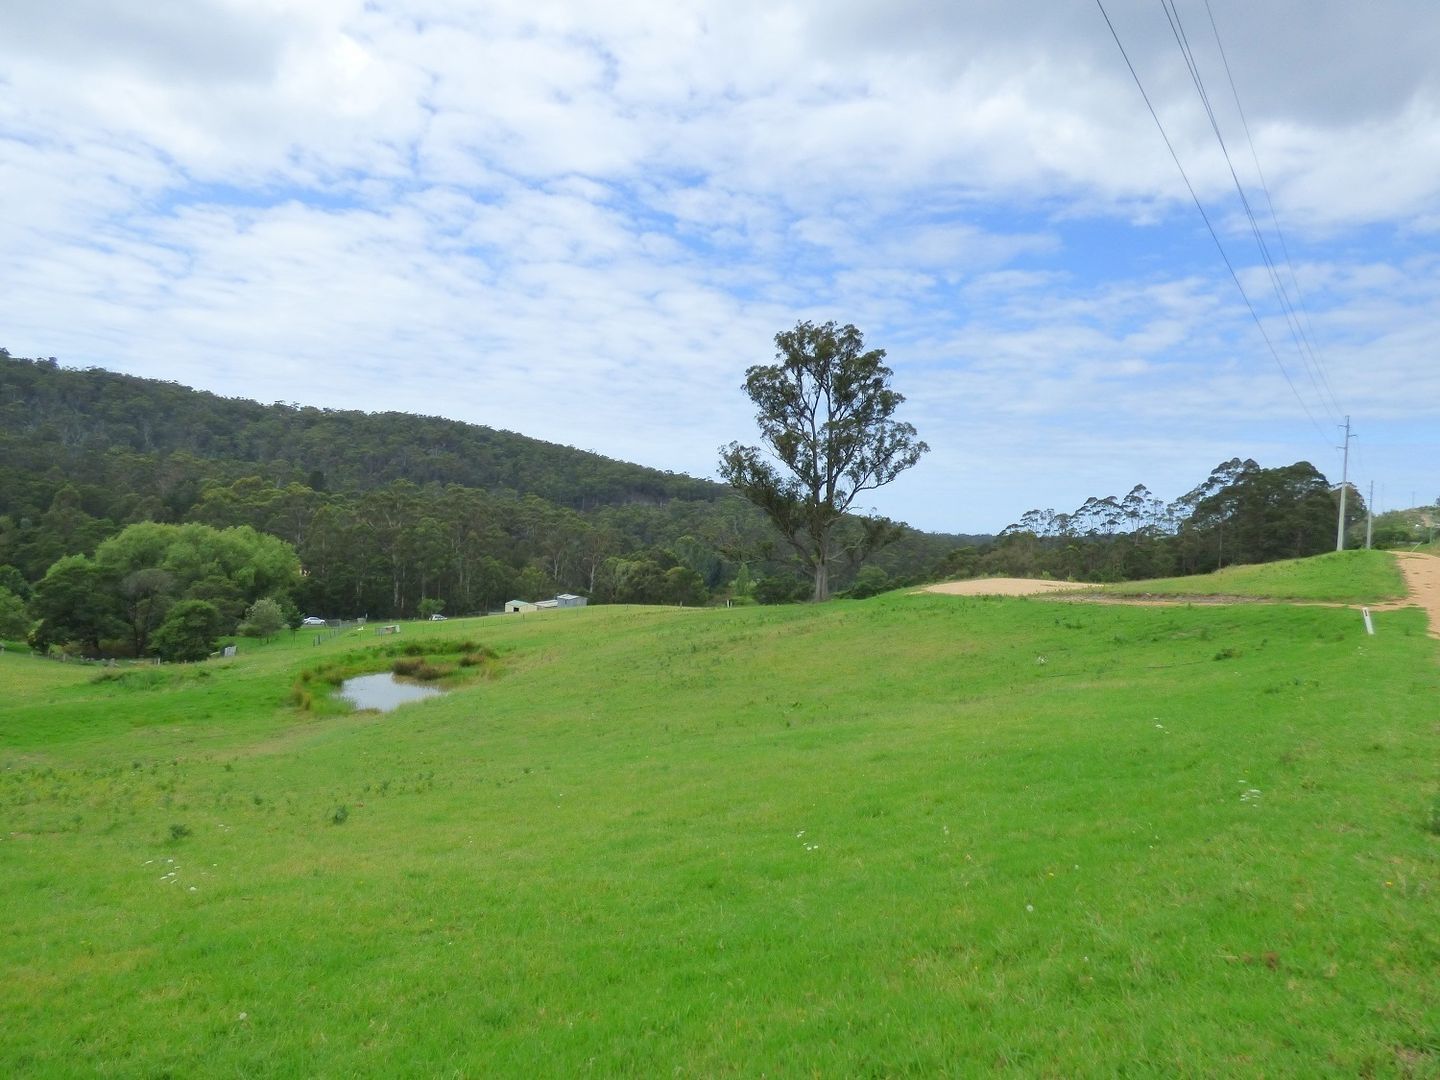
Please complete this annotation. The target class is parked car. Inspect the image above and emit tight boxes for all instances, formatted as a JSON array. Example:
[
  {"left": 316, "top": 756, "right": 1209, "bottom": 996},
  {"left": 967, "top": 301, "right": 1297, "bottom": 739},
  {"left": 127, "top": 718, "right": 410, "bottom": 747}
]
[
  {"left": 301, "top": 616, "right": 326, "bottom": 626},
  {"left": 429, "top": 614, "right": 448, "bottom": 621}
]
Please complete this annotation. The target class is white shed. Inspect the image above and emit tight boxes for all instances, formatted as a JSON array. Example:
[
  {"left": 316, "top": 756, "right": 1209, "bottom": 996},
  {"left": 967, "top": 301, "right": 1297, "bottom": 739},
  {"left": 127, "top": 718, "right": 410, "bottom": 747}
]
[
  {"left": 555, "top": 594, "right": 588, "bottom": 608},
  {"left": 505, "top": 599, "right": 539, "bottom": 614}
]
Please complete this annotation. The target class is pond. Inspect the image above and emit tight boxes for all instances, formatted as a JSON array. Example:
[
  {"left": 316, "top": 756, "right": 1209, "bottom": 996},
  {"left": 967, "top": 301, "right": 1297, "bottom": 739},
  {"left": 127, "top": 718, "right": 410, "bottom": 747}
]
[{"left": 338, "top": 673, "right": 445, "bottom": 713}]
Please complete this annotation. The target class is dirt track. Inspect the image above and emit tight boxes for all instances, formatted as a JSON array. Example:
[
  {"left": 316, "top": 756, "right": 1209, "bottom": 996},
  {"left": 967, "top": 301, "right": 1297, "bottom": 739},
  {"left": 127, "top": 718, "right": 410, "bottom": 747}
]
[
  {"left": 920, "top": 552, "right": 1440, "bottom": 640},
  {"left": 1391, "top": 551, "right": 1440, "bottom": 639},
  {"left": 919, "top": 578, "right": 1096, "bottom": 597}
]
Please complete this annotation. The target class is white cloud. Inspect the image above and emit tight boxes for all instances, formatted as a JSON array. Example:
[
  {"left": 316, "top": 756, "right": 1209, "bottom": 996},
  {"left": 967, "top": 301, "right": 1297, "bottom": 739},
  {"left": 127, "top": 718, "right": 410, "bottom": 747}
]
[{"left": 1, "top": 0, "right": 1437, "bottom": 529}]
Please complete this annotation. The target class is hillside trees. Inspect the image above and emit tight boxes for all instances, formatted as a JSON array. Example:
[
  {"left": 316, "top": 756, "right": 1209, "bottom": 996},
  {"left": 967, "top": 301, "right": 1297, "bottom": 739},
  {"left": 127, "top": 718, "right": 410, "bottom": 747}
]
[
  {"left": 0, "top": 586, "right": 28, "bottom": 639},
  {"left": 28, "top": 556, "right": 122, "bottom": 653},
  {"left": 0, "top": 351, "right": 718, "bottom": 511},
  {"left": 1175, "top": 460, "right": 1341, "bottom": 572},
  {"left": 978, "top": 458, "right": 1345, "bottom": 583},
  {"left": 239, "top": 597, "right": 287, "bottom": 641},
  {"left": 150, "top": 600, "right": 223, "bottom": 662},
  {"left": 1, "top": 351, "right": 969, "bottom": 614},
  {"left": 28, "top": 523, "right": 301, "bottom": 656},
  {"left": 719, "top": 321, "right": 929, "bottom": 601}
]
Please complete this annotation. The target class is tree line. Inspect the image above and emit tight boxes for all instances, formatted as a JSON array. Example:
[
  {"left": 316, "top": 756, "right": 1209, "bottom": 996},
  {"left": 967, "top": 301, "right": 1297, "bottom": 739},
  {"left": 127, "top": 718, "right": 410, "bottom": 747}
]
[
  {"left": 936, "top": 458, "right": 1365, "bottom": 584},
  {"left": 0, "top": 346, "right": 1372, "bottom": 660},
  {"left": 0, "top": 350, "right": 975, "bottom": 655}
]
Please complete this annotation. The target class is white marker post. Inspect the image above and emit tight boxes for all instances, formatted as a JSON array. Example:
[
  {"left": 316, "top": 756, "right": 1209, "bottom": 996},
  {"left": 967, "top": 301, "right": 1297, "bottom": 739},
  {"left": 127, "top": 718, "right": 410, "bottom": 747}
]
[{"left": 1361, "top": 607, "right": 1375, "bottom": 636}]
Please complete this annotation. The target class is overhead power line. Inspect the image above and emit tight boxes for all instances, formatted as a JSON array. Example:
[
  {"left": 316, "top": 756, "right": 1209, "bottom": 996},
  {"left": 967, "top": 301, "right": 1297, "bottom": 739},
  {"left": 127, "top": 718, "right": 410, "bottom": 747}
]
[
  {"left": 1160, "top": 0, "right": 1345, "bottom": 425},
  {"left": 1093, "top": 0, "right": 1337, "bottom": 443},
  {"left": 1199, "top": 0, "right": 1345, "bottom": 420}
]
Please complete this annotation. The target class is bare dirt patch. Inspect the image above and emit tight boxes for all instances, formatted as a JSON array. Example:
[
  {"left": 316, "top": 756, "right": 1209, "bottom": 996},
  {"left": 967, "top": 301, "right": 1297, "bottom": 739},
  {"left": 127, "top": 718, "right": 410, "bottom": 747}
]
[
  {"left": 1389, "top": 551, "right": 1440, "bottom": 639},
  {"left": 919, "top": 578, "right": 1097, "bottom": 598}
]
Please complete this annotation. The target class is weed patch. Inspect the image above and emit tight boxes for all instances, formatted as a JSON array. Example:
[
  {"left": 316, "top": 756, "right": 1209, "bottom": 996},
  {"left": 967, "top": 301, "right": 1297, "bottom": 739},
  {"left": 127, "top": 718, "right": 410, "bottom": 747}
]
[{"left": 391, "top": 657, "right": 453, "bottom": 681}]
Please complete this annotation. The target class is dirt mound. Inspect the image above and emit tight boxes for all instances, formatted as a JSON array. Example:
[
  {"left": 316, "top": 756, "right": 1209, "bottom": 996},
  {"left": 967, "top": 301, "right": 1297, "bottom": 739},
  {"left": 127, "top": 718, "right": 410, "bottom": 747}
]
[{"left": 919, "top": 578, "right": 1096, "bottom": 597}]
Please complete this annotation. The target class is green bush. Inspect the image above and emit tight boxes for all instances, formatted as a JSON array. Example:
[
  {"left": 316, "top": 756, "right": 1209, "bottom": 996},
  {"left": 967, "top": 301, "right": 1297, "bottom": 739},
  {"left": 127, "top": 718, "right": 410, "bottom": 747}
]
[
  {"left": 845, "top": 566, "right": 890, "bottom": 599},
  {"left": 754, "top": 575, "right": 809, "bottom": 604},
  {"left": 151, "top": 600, "right": 223, "bottom": 662}
]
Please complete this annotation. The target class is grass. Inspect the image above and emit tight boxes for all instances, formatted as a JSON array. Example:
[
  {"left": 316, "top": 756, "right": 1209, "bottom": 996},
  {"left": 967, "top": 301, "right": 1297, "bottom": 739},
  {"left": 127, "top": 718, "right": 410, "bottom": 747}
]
[
  {"left": 1100, "top": 548, "right": 1407, "bottom": 603},
  {"left": 1, "top": 576, "right": 1437, "bottom": 1076}
]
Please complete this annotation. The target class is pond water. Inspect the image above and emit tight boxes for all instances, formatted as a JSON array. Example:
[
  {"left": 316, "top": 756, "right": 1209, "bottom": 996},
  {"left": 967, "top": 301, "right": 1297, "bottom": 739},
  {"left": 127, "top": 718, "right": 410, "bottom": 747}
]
[{"left": 338, "top": 673, "right": 445, "bottom": 712}]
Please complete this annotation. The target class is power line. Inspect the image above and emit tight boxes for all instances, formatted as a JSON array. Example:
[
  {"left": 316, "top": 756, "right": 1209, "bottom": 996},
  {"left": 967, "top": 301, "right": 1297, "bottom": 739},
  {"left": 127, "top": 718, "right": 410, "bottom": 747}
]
[
  {"left": 1200, "top": 0, "right": 1345, "bottom": 420},
  {"left": 1093, "top": 0, "right": 1330, "bottom": 440},
  {"left": 1161, "top": 0, "right": 1345, "bottom": 426}
]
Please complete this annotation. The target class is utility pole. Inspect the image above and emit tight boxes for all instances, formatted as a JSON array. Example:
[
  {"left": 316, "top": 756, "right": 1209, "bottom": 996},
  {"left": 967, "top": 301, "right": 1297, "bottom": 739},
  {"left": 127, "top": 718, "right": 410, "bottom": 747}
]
[
  {"left": 1365, "top": 480, "right": 1374, "bottom": 550},
  {"left": 1335, "top": 416, "right": 1353, "bottom": 552}
]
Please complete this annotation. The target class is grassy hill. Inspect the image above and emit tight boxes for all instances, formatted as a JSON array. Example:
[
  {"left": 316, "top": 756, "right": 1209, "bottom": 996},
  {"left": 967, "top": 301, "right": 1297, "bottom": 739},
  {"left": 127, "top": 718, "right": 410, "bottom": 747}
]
[
  {"left": 2, "top": 554, "right": 1436, "bottom": 1075},
  {"left": 1099, "top": 548, "right": 1407, "bottom": 603}
]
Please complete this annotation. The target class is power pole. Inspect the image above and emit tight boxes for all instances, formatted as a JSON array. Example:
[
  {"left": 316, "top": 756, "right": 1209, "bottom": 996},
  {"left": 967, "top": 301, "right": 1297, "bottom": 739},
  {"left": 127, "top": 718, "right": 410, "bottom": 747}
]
[
  {"left": 1335, "top": 416, "right": 1353, "bottom": 552},
  {"left": 1365, "top": 480, "right": 1374, "bottom": 550}
]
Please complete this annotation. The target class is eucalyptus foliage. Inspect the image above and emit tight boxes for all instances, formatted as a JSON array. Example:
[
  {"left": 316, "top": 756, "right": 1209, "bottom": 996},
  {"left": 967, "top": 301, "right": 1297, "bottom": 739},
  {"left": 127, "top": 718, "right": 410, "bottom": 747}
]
[{"left": 719, "top": 321, "right": 928, "bottom": 600}]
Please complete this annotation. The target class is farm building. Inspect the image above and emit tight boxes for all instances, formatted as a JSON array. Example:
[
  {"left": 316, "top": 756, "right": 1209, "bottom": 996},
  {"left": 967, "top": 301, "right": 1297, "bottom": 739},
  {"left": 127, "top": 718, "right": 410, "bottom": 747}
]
[{"left": 503, "top": 594, "right": 588, "bottom": 614}]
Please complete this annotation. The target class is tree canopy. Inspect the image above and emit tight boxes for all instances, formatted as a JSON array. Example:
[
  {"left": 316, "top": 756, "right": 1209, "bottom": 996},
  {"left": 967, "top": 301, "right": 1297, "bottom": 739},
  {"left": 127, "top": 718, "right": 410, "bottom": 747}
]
[
  {"left": 719, "top": 321, "right": 929, "bottom": 600},
  {"left": 0, "top": 352, "right": 968, "bottom": 619},
  {"left": 981, "top": 458, "right": 1353, "bottom": 583},
  {"left": 27, "top": 522, "right": 301, "bottom": 656}
]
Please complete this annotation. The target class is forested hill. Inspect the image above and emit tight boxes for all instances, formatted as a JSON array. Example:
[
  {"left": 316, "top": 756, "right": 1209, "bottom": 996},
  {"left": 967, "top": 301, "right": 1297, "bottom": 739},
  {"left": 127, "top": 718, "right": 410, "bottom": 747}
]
[
  {"left": 0, "top": 352, "right": 717, "bottom": 509},
  {"left": 0, "top": 351, "right": 979, "bottom": 616}
]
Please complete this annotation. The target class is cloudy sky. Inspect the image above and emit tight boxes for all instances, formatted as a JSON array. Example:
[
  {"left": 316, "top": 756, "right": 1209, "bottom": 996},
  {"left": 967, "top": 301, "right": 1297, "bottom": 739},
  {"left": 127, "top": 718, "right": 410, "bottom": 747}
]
[{"left": 2, "top": 0, "right": 1437, "bottom": 533}]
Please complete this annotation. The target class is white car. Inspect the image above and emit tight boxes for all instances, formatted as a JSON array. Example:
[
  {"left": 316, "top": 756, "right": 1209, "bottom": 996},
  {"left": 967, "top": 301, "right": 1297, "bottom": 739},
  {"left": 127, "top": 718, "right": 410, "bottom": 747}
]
[
  {"left": 301, "top": 616, "right": 327, "bottom": 626},
  {"left": 429, "top": 614, "right": 448, "bottom": 621}
]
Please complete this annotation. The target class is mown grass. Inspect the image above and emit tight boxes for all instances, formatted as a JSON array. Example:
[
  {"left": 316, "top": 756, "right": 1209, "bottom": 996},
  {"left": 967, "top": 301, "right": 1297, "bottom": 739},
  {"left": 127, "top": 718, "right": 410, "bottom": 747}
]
[
  {"left": 1, "top": 587, "right": 1436, "bottom": 1076},
  {"left": 1100, "top": 548, "right": 1406, "bottom": 603}
]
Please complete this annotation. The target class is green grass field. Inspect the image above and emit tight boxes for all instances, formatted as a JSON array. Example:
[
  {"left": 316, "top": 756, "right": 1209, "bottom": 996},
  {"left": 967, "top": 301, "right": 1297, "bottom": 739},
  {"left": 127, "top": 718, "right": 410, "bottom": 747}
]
[
  {"left": 1100, "top": 548, "right": 1407, "bottom": 603},
  {"left": 2, "top": 554, "right": 1437, "bottom": 1076}
]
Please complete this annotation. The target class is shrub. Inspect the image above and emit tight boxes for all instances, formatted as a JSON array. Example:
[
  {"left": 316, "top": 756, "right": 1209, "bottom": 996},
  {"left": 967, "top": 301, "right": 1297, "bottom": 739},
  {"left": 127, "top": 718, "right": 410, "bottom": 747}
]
[
  {"left": 151, "top": 600, "right": 223, "bottom": 662},
  {"left": 846, "top": 566, "right": 890, "bottom": 600},
  {"left": 755, "top": 575, "right": 809, "bottom": 605}
]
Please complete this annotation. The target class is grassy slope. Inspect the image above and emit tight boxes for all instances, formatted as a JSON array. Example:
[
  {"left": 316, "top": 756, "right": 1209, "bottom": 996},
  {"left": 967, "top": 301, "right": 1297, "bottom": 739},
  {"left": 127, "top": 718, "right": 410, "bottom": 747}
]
[
  {"left": 1100, "top": 548, "right": 1406, "bottom": 603},
  {"left": 1, "top": 575, "right": 1437, "bottom": 1076}
]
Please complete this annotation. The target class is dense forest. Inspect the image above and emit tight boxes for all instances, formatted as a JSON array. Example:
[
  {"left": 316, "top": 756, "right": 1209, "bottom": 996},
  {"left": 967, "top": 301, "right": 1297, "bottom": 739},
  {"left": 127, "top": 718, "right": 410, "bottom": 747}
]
[
  {"left": 0, "top": 351, "right": 977, "bottom": 634},
  {"left": 936, "top": 457, "right": 1369, "bottom": 583},
  {"left": 2, "top": 350, "right": 1397, "bottom": 659}
]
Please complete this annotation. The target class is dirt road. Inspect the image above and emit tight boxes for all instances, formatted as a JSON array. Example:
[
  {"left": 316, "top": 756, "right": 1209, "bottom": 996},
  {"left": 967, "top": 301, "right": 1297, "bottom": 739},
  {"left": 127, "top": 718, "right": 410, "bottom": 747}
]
[
  {"left": 920, "top": 552, "right": 1440, "bottom": 639},
  {"left": 1391, "top": 551, "right": 1440, "bottom": 639}
]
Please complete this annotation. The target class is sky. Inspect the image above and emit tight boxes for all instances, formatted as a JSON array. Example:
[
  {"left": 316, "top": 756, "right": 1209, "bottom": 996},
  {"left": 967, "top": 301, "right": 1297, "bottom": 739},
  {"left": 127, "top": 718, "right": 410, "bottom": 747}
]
[{"left": 1, "top": 0, "right": 1437, "bottom": 534}]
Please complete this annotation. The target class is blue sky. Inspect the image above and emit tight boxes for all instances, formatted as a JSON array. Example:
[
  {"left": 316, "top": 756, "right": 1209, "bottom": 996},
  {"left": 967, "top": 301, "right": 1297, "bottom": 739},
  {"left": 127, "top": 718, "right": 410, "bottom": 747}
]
[{"left": 1, "top": 0, "right": 1437, "bottom": 533}]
